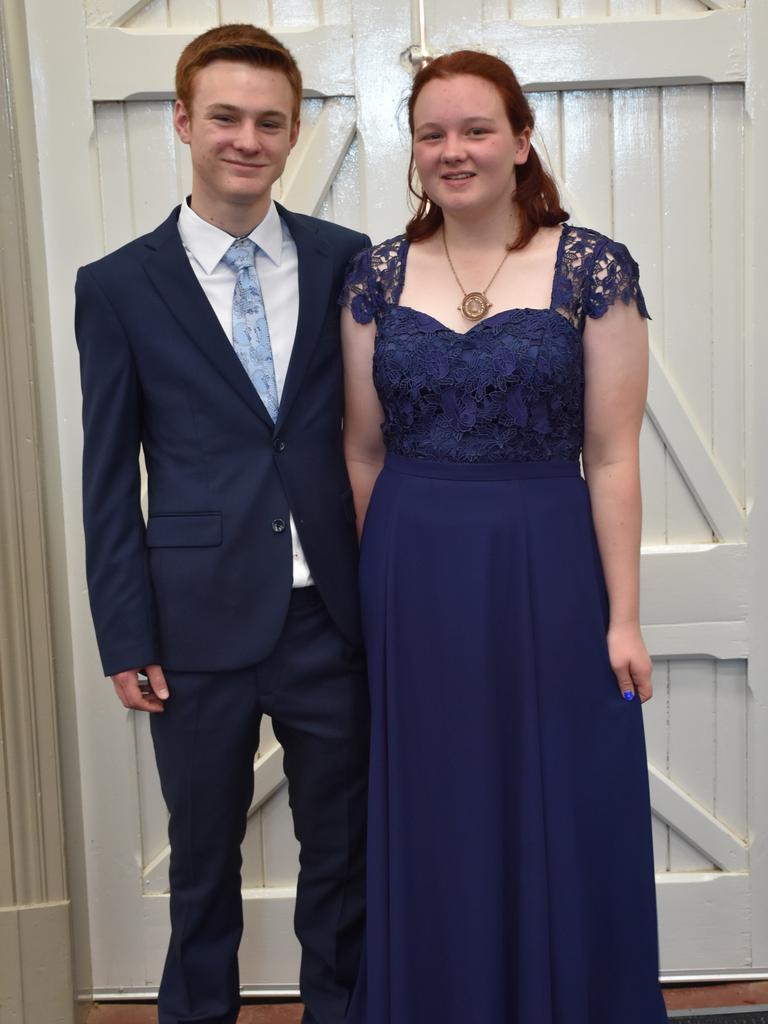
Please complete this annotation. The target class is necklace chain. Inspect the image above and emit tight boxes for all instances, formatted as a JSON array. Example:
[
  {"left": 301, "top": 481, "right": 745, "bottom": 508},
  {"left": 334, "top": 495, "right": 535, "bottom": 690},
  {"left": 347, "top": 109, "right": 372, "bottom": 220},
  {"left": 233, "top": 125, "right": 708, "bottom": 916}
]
[{"left": 442, "top": 227, "right": 512, "bottom": 322}]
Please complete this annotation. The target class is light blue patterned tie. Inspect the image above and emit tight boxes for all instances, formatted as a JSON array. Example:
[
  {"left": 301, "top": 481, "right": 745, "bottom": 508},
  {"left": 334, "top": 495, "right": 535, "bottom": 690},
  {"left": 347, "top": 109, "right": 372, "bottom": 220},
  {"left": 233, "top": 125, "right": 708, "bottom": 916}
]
[{"left": 221, "top": 237, "right": 279, "bottom": 421}]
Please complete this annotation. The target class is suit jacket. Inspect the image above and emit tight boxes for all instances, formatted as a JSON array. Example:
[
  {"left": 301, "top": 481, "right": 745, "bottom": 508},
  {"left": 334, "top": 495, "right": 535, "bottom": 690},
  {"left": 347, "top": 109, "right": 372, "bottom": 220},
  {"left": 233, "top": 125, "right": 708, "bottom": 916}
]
[{"left": 75, "top": 203, "right": 370, "bottom": 677}]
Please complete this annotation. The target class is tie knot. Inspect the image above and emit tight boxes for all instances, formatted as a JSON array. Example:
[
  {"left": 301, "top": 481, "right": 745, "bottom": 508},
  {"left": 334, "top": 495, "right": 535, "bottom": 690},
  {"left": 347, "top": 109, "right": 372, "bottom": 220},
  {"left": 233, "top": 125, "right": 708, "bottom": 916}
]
[{"left": 222, "top": 236, "right": 258, "bottom": 273}]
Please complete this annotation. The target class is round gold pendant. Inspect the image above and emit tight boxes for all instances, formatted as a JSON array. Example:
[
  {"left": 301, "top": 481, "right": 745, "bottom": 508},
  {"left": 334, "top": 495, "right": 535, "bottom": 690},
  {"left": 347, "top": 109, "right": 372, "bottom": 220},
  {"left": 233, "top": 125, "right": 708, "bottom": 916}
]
[{"left": 459, "top": 292, "right": 491, "bottom": 321}]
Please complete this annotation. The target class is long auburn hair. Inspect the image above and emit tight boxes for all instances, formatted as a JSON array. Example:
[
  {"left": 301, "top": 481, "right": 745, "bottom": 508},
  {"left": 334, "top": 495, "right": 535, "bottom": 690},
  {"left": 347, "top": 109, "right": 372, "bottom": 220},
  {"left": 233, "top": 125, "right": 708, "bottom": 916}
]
[{"left": 406, "top": 51, "right": 568, "bottom": 250}]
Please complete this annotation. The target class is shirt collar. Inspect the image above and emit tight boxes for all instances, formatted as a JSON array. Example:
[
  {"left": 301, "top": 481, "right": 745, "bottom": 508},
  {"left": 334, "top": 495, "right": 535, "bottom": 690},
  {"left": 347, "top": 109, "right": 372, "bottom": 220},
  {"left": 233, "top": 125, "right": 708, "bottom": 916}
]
[{"left": 178, "top": 198, "right": 285, "bottom": 274}]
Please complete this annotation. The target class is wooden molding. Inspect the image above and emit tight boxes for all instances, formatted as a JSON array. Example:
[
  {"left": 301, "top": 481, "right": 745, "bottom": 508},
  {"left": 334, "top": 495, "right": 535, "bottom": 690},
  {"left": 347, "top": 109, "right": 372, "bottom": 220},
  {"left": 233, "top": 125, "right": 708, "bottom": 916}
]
[
  {"left": 485, "top": 10, "right": 746, "bottom": 92},
  {"left": 86, "top": 25, "right": 355, "bottom": 101},
  {"left": 0, "top": 0, "right": 76, "bottom": 1017}
]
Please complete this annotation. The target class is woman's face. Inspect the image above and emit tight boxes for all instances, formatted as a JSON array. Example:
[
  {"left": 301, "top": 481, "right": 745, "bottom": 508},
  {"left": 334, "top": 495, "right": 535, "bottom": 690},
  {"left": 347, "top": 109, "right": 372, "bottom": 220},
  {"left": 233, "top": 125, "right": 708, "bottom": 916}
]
[{"left": 411, "top": 73, "right": 530, "bottom": 220}]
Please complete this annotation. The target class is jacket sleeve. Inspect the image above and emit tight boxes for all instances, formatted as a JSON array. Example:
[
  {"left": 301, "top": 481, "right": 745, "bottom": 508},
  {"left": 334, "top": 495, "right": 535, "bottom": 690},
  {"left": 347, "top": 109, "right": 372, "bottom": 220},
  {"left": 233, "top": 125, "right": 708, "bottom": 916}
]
[{"left": 75, "top": 265, "right": 159, "bottom": 676}]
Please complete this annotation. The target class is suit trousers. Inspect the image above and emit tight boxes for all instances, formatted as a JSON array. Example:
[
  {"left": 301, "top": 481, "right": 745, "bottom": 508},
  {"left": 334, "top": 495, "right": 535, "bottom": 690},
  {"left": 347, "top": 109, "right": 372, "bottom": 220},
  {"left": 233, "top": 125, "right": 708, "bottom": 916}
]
[{"left": 150, "top": 586, "right": 369, "bottom": 1024}]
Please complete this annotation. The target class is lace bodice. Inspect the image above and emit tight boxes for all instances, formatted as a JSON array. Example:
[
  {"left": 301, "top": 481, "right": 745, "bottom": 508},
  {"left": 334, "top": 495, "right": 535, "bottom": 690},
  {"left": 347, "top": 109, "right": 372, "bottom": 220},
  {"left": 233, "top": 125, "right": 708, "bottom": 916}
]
[{"left": 341, "top": 225, "right": 649, "bottom": 463}]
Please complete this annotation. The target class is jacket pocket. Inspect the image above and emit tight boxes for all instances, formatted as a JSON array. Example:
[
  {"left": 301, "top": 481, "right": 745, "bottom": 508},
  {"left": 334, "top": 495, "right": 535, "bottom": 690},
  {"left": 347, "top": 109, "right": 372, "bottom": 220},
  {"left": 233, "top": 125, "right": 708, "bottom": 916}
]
[{"left": 145, "top": 512, "right": 222, "bottom": 548}]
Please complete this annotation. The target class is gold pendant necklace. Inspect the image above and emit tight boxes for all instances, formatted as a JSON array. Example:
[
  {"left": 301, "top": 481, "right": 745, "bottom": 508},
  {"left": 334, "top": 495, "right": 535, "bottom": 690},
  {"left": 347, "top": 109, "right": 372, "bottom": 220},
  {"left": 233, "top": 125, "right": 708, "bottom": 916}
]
[{"left": 443, "top": 227, "right": 512, "bottom": 322}]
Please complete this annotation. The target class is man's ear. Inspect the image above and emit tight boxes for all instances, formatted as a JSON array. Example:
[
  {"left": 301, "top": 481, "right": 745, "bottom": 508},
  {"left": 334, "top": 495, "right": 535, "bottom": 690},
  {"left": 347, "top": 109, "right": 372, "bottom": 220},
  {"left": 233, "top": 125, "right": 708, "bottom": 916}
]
[
  {"left": 289, "top": 117, "right": 301, "bottom": 150},
  {"left": 173, "top": 99, "right": 192, "bottom": 144}
]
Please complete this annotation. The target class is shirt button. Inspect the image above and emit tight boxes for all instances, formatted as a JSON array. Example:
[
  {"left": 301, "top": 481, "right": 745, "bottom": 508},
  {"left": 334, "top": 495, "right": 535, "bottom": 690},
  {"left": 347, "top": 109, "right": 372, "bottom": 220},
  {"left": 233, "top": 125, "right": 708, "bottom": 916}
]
[
  {"left": 271, "top": 518, "right": 286, "bottom": 534},
  {"left": 273, "top": 438, "right": 286, "bottom": 452}
]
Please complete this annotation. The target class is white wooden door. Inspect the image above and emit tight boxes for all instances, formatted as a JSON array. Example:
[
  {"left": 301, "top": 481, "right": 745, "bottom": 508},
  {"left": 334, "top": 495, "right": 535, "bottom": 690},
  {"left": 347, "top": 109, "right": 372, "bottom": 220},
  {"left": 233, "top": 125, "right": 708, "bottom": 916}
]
[{"left": 20, "top": 0, "right": 767, "bottom": 998}]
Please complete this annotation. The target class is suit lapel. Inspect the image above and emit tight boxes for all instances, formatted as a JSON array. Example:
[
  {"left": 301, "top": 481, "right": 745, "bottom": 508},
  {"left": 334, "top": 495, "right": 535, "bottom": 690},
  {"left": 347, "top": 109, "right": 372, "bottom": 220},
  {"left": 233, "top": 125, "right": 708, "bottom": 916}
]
[
  {"left": 141, "top": 208, "right": 275, "bottom": 429},
  {"left": 274, "top": 203, "right": 334, "bottom": 431}
]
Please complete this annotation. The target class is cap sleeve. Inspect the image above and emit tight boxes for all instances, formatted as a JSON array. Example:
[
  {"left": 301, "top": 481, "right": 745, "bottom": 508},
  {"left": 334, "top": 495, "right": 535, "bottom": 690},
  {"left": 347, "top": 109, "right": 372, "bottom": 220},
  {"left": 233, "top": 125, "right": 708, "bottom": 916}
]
[
  {"left": 586, "top": 238, "right": 651, "bottom": 321},
  {"left": 339, "top": 246, "right": 380, "bottom": 325}
]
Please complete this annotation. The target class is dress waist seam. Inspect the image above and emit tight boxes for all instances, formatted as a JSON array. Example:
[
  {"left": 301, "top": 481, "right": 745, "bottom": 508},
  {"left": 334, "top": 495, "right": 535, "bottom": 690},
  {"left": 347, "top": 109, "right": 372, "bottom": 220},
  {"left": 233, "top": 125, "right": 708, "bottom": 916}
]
[{"left": 382, "top": 453, "right": 582, "bottom": 481}]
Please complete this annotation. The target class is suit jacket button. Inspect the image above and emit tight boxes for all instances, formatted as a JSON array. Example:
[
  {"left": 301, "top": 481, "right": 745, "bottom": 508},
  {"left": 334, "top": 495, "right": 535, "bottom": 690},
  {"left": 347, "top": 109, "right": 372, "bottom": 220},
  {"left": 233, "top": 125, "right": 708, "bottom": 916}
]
[
  {"left": 273, "top": 438, "right": 286, "bottom": 452},
  {"left": 272, "top": 518, "right": 286, "bottom": 533}
]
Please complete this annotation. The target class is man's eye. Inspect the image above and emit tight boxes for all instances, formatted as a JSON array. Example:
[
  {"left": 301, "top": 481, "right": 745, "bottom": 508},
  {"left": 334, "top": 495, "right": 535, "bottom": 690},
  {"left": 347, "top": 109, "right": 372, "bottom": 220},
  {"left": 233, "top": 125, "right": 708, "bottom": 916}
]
[{"left": 213, "top": 115, "right": 234, "bottom": 124}]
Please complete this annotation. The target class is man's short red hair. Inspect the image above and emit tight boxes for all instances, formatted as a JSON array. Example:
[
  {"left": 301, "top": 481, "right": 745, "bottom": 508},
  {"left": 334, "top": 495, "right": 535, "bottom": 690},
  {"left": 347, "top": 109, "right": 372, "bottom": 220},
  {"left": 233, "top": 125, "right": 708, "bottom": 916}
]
[{"left": 175, "top": 23, "right": 302, "bottom": 121}]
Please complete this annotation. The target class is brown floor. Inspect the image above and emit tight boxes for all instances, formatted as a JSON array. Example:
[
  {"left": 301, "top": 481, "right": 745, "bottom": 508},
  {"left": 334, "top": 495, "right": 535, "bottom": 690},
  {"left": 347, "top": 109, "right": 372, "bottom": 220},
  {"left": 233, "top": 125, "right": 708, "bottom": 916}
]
[
  {"left": 663, "top": 981, "right": 768, "bottom": 1011},
  {"left": 84, "top": 981, "right": 768, "bottom": 1022},
  {"left": 85, "top": 1004, "right": 303, "bottom": 1023}
]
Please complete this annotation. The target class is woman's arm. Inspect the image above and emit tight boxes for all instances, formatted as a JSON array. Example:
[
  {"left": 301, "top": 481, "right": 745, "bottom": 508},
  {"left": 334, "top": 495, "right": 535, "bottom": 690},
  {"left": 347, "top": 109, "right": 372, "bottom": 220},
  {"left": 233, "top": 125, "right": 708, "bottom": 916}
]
[
  {"left": 582, "top": 299, "right": 653, "bottom": 701},
  {"left": 341, "top": 306, "right": 387, "bottom": 540}
]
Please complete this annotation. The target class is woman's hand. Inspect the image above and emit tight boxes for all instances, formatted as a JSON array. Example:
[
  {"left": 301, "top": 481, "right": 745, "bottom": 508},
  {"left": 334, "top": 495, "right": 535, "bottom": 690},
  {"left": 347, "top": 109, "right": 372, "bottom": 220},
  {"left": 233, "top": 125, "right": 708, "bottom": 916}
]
[{"left": 606, "top": 621, "right": 653, "bottom": 703}]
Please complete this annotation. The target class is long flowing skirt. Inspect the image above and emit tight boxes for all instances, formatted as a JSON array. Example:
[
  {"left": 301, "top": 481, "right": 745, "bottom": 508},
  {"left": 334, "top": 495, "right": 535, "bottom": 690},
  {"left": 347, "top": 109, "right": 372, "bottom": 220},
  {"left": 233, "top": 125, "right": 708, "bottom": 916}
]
[{"left": 346, "top": 454, "right": 668, "bottom": 1024}]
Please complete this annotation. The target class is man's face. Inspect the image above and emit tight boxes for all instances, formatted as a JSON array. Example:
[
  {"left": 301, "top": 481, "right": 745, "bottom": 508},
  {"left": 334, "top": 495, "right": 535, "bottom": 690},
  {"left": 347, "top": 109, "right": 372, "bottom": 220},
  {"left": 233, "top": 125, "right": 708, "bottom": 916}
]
[{"left": 174, "top": 60, "right": 300, "bottom": 214}]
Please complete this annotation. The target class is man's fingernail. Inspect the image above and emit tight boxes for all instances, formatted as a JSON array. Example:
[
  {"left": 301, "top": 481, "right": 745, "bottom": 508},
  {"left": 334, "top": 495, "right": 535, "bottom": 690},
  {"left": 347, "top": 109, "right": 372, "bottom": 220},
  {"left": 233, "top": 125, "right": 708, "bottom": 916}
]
[
  {"left": 623, "top": 690, "right": 635, "bottom": 702},
  {"left": 158, "top": 689, "right": 169, "bottom": 699}
]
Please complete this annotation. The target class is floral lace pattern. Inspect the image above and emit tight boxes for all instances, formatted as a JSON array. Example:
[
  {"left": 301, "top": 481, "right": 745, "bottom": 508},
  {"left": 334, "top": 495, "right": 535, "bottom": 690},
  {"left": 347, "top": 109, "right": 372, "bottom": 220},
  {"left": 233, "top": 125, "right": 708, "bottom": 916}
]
[{"left": 340, "top": 226, "right": 649, "bottom": 463}]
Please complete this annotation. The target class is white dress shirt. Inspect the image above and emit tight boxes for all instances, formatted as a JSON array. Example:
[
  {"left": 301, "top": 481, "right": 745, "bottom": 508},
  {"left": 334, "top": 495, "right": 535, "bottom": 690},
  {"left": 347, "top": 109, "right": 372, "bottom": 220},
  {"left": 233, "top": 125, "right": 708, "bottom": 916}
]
[{"left": 178, "top": 198, "right": 312, "bottom": 587}]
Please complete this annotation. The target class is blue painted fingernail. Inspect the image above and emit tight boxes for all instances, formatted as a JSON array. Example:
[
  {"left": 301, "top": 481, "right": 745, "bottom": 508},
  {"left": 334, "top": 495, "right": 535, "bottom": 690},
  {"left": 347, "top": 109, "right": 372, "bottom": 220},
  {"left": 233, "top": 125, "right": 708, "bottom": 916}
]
[{"left": 623, "top": 690, "right": 635, "bottom": 702}]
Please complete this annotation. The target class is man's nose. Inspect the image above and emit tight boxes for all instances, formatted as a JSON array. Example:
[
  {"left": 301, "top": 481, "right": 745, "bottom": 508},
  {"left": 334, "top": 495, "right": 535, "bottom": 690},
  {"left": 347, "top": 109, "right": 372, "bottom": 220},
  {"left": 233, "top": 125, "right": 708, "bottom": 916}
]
[{"left": 233, "top": 122, "right": 261, "bottom": 151}]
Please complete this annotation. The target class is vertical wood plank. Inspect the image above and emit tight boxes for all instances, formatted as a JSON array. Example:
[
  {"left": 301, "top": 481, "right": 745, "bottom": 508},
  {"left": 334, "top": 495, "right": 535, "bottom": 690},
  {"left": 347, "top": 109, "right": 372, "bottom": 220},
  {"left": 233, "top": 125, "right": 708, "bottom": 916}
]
[
  {"left": 711, "top": 84, "right": 746, "bottom": 510},
  {"left": 559, "top": 0, "right": 609, "bottom": 14},
  {"left": 562, "top": 89, "right": 613, "bottom": 234},
  {"left": 611, "top": 87, "right": 669, "bottom": 546},
  {"left": 428, "top": 0, "right": 484, "bottom": 52},
  {"left": 95, "top": 103, "right": 135, "bottom": 253},
  {"left": 167, "top": 0, "right": 217, "bottom": 29},
  {"left": 612, "top": 89, "right": 662, "bottom": 324},
  {"left": 511, "top": 0, "right": 557, "bottom": 15},
  {"left": 609, "top": 0, "right": 656, "bottom": 12},
  {"left": 271, "top": 0, "right": 320, "bottom": 27},
  {"left": 644, "top": 660, "right": 670, "bottom": 870},
  {"left": 351, "top": 0, "right": 414, "bottom": 243},
  {"left": 125, "top": 103, "right": 179, "bottom": 236},
  {"left": 745, "top": 0, "right": 768, "bottom": 965},
  {"left": 668, "top": 659, "right": 716, "bottom": 870},
  {"left": 321, "top": 0, "right": 352, "bottom": 22},
  {"left": 659, "top": 0, "right": 705, "bottom": 12},
  {"left": 661, "top": 85, "right": 712, "bottom": 441},
  {"left": 483, "top": 0, "right": 509, "bottom": 21},
  {"left": 643, "top": 659, "right": 669, "bottom": 773},
  {"left": 661, "top": 84, "right": 716, "bottom": 544},
  {"left": 529, "top": 91, "right": 562, "bottom": 180},
  {"left": 714, "top": 660, "right": 747, "bottom": 836},
  {"left": 219, "top": 0, "right": 271, "bottom": 23}
]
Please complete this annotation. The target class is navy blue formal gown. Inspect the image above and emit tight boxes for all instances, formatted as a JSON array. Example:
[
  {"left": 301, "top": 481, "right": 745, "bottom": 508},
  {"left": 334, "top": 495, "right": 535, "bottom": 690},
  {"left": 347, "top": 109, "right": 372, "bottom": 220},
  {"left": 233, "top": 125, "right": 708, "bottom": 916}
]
[{"left": 341, "top": 226, "right": 668, "bottom": 1024}]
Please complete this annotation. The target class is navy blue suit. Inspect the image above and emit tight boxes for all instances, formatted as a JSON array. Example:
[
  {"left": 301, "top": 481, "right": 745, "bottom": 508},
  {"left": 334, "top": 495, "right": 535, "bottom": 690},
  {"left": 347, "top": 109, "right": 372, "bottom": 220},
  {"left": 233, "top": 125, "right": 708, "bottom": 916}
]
[{"left": 75, "top": 204, "right": 370, "bottom": 1024}]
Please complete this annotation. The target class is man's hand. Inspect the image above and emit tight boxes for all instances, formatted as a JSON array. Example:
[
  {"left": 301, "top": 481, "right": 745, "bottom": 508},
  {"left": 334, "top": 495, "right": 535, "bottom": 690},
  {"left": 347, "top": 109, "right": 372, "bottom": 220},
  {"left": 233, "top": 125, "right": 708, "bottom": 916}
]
[{"left": 111, "top": 664, "right": 169, "bottom": 713}]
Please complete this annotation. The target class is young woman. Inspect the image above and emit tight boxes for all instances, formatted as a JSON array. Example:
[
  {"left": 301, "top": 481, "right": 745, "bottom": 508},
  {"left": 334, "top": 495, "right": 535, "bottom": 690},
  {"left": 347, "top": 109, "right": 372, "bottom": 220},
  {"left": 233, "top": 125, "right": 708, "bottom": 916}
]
[{"left": 341, "top": 51, "right": 667, "bottom": 1024}]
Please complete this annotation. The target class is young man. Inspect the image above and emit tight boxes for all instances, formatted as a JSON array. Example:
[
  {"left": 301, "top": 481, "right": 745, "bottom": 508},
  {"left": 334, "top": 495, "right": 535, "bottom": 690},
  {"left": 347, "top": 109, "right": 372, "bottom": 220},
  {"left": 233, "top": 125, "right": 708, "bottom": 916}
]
[{"left": 75, "top": 25, "right": 370, "bottom": 1024}]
